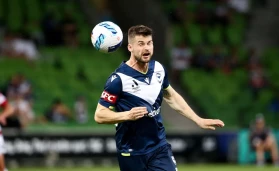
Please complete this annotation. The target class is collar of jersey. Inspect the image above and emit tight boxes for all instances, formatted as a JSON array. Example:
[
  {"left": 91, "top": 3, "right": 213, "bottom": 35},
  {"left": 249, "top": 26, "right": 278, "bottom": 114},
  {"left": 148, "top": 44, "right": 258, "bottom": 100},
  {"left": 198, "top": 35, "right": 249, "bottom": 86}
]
[{"left": 118, "top": 60, "right": 155, "bottom": 77}]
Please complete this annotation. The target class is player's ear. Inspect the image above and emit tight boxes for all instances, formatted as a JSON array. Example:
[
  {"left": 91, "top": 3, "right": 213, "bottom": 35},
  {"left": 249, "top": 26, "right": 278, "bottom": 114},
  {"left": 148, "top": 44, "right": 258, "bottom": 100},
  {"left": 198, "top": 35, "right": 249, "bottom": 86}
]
[{"left": 127, "top": 44, "right": 132, "bottom": 52}]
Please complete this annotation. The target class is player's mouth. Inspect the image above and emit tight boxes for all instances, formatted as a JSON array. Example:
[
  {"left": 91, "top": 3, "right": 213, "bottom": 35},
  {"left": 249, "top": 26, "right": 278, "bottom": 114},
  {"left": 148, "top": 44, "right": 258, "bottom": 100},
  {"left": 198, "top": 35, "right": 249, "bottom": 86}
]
[{"left": 142, "top": 52, "right": 150, "bottom": 57}]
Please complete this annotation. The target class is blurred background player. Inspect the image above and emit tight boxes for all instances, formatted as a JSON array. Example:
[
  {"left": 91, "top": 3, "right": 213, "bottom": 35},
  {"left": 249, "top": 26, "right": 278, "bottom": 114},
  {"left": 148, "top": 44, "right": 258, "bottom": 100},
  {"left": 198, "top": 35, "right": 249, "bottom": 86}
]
[
  {"left": 0, "top": 93, "right": 15, "bottom": 171},
  {"left": 249, "top": 114, "right": 279, "bottom": 166}
]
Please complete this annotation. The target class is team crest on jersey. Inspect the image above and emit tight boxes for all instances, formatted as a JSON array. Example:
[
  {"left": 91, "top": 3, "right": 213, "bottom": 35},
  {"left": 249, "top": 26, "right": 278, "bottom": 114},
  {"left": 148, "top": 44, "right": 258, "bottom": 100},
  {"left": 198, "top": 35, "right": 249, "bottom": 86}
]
[{"left": 156, "top": 73, "right": 162, "bottom": 83}]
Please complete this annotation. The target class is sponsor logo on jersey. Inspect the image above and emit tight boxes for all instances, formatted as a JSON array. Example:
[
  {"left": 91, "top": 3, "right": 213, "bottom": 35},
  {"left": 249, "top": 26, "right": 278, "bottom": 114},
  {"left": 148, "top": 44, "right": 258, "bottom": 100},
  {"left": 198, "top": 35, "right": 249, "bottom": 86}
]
[
  {"left": 132, "top": 80, "right": 140, "bottom": 93},
  {"left": 101, "top": 91, "right": 117, "bottom": 103},
  {"left": 144, "top": 77, "right": 150, "bottom": 84},
  {"left": 111, "top": 75, "right": 117, "bottom": 82},
  {"left": 146, "top": 106, "right": 161, "bottom": 117}
]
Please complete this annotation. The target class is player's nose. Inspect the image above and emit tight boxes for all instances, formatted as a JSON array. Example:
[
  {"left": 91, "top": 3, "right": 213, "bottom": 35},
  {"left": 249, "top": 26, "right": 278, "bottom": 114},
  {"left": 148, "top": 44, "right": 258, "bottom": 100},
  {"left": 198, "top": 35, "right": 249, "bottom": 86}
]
[{"left": 143, "top": 44, "right": 151, "bottom": 49}]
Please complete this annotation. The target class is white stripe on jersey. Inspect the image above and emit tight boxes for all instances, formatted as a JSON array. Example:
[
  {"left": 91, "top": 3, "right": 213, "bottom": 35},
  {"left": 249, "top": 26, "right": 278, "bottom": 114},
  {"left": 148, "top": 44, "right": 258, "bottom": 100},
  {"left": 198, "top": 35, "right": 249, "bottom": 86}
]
[{"left": 117, "top": 61, "right": 165, "bottom": 105}]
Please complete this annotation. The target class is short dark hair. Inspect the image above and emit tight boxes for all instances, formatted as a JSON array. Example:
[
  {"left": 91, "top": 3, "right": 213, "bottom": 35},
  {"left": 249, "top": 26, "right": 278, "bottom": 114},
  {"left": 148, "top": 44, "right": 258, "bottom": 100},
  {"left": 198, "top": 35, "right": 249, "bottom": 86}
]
[{"left": 128, "top": 25, "right": 153, "bottom": 42}]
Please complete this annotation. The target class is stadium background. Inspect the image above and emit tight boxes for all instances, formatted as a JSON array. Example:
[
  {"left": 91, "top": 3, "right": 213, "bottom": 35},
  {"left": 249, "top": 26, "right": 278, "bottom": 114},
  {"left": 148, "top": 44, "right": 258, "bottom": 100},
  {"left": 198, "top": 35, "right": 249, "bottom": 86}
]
[{"left": 0, "top": 0, "right": 278, "bottom": 170}]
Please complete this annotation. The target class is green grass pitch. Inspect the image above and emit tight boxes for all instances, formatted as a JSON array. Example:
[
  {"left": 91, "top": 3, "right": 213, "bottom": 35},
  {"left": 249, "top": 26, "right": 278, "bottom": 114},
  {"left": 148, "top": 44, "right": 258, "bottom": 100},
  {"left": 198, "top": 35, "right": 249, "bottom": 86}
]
[{"left": 9, "top": 164, "right": 278, "bottom": 171}]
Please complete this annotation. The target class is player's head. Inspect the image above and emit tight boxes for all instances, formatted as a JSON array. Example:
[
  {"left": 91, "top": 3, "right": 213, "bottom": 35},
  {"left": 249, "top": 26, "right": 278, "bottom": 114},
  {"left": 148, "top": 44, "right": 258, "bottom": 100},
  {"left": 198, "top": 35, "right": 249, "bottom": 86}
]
[
  {"left": 127, "top": 25, "right": 153, "bottom": 63},
  {"left": 255, "top": 114, "right": 265, "bottom": 130}
]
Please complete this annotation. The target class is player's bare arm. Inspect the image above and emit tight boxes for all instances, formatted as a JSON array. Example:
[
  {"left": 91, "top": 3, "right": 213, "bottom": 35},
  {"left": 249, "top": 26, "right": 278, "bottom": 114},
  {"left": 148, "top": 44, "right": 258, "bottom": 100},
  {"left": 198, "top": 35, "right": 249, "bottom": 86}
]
[
  {"left": 163, "top": 86, "right": 224, "bottom": 130},
  {"left": 95, "top": 103, "right": 147, "bottom": 124},
  {"left": 0, "top": 103, "right": 14, "bottom": 125}
]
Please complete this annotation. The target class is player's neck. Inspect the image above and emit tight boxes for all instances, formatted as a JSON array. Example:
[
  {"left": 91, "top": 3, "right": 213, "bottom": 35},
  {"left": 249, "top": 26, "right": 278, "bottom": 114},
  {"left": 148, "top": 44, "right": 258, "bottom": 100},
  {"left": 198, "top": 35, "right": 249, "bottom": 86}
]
[{"left": 126, "top": 58, "right": 149, "bottom": 74}]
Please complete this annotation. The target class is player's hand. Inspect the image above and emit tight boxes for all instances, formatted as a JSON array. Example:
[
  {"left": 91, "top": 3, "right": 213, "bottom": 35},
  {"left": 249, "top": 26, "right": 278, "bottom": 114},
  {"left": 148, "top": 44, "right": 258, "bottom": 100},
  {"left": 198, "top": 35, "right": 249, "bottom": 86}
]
[
  {"left": 0, "top": 115, "right": 7, "bottom": 126},
  {"left": 196, "top": 118, "right": 224, "bottom": 130},
  {"left": 128, "top": 107, "right": 148, "bottom": 121}
]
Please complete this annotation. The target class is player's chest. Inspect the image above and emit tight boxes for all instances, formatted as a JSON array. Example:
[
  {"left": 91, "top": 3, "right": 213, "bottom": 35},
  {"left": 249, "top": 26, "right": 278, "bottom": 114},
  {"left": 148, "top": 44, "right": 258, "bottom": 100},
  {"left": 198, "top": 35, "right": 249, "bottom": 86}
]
[
  {"left": 124, "top": 71, "right": 163, "bottom": 90},
  {"left": 120, "top": 71, "right": 164, "bottom": 103}
]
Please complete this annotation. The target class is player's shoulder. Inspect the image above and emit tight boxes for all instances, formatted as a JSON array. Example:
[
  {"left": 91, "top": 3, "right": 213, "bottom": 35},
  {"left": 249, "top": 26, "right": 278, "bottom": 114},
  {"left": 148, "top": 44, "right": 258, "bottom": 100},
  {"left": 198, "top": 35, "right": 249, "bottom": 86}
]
[
  {"left": 153, "top": 60, "right": 162, "bottom": 65},
  {"left": 153, "top": 60, "right": 163, "bottom": 66},
  {"left": 152, "top": 60, "right": 166, "bottom": 72},
  {"left": 106, "top": 72, "right": 122, "bottom": 85}
]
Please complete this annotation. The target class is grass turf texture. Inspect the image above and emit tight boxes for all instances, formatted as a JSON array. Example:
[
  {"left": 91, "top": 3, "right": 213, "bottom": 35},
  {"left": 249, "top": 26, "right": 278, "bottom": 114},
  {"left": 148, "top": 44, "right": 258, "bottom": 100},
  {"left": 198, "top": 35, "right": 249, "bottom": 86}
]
[{"left": 9, "top": 165, "right": 278, "bottom": 171}]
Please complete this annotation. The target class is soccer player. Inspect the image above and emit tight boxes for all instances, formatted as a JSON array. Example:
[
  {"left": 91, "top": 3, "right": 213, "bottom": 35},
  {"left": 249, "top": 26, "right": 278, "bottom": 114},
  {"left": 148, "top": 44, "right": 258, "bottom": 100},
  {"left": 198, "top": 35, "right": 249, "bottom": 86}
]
[
  {"left": 0, "top": 93, "right": 15, "bottom": 171},
  {"left": 250, "top": 114, "right": 279, "bottom": 166},
  {"left": 95, "top": 25, "right": 224, "bottom": 171}
]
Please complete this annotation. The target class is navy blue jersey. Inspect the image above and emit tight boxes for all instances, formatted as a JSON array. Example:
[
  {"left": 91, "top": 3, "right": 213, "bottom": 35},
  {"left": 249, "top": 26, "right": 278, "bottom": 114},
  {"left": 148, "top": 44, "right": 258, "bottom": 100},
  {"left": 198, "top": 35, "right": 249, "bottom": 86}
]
[{"left": 99, "top": 60, "right": 170, "bottom": 155}]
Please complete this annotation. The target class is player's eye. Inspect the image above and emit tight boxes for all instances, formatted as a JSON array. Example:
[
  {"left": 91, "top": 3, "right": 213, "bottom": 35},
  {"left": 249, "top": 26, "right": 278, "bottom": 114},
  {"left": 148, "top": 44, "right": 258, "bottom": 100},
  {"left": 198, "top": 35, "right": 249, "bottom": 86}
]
[
  {"left": 147, "top": 41, "right": 153, "bottom": 45},
  {"left": 138, "top": 43, "right": 144, "bottom": 46}
]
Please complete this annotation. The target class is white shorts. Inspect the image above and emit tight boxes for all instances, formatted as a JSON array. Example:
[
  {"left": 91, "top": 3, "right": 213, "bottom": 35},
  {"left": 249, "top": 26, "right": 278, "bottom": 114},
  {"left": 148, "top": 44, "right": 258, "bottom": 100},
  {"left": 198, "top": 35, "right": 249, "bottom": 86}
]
[{"left": 0, "top": 135, "right": 6, "bottom": 154}]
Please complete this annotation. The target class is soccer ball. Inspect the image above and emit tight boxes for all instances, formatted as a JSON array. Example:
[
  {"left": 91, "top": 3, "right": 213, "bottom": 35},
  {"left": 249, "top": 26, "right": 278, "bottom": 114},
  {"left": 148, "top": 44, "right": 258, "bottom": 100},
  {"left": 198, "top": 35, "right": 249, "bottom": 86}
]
[{"left": 91, "top": 21, "right": 123, "bottom": 53}]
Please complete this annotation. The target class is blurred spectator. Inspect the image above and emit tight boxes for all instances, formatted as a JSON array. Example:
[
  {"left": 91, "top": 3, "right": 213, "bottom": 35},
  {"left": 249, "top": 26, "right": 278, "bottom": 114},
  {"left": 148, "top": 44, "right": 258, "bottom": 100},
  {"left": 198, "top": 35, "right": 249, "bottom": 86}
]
[
  {"left": 249, "top": 65, "right": 268, "bottom": 99},
  {"left": 249, "top": 114, "right": 279, "bottom": 166},
  {"left": 195, "top": 3, "right": 213, "bottom": 26},
  {"left": 247, "top": 48, "right": 266, "bottom": 98},
  {"left": 23, "top": 20, "right": 44, "bottom": 46},
  {"left": 17, "top": 32, "right": 40, "bottom": 61},
  {"left": 247, "top": 48, "right": 261, "bottom": 69},
  {"left": 214, "top": 0, "right": 232, "bottom": 27},
  {"left": 192, "top": 45, "right": 208, "bottom": 68},
  {"left": 61, "top": 11, "right": 79, "bottom": 48},
  {"left": 6, "top": 75, "right": 23, "bottom": 101},
  {"left": 170, "top": 41, "right": 192, "bottom": 84},
  {"left": 6, "top": 73, "right": 33, "bottom": 102},
  {"left": 0, "top": 30, "right": 15, "bottom": 57},
  {"left": 228, "top": 0, "right": 250, "bottom": 14},
  {"left": 0, "top": 31, "right": 39, "bottom": 61},
  {"left": 74, "top": 96, "right": 88, "bottom": 124},
  {"left": 10, "top": 94, "right": 34, "bottom": 128},
  {"left": 41, "top": 12, "right": 62, "bottom": 46},
  {"left": 44, "top": 98, "right": 72, "bottom": 123},
  {"left": 17, "top": 74, "right": 33, "bottom": 101},
  {"left": 207, "top": 45, "right": 225, "bottom": 71},
  {"left": 222, "top": 47, "right": 240, "bottom": 74}
]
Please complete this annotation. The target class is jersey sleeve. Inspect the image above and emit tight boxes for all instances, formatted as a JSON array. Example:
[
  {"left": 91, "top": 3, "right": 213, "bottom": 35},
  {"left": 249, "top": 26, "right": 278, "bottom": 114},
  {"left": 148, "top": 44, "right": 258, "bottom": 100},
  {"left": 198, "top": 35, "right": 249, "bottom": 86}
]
[
  {"left": 0, "top": 93, "right": 7, "bottom": 108},
  {"left": 99, "top": 74, "right": 122, "bottom": 108},
  {"left": 162, "top": 66, "right": 170, "bottom": 89}
]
